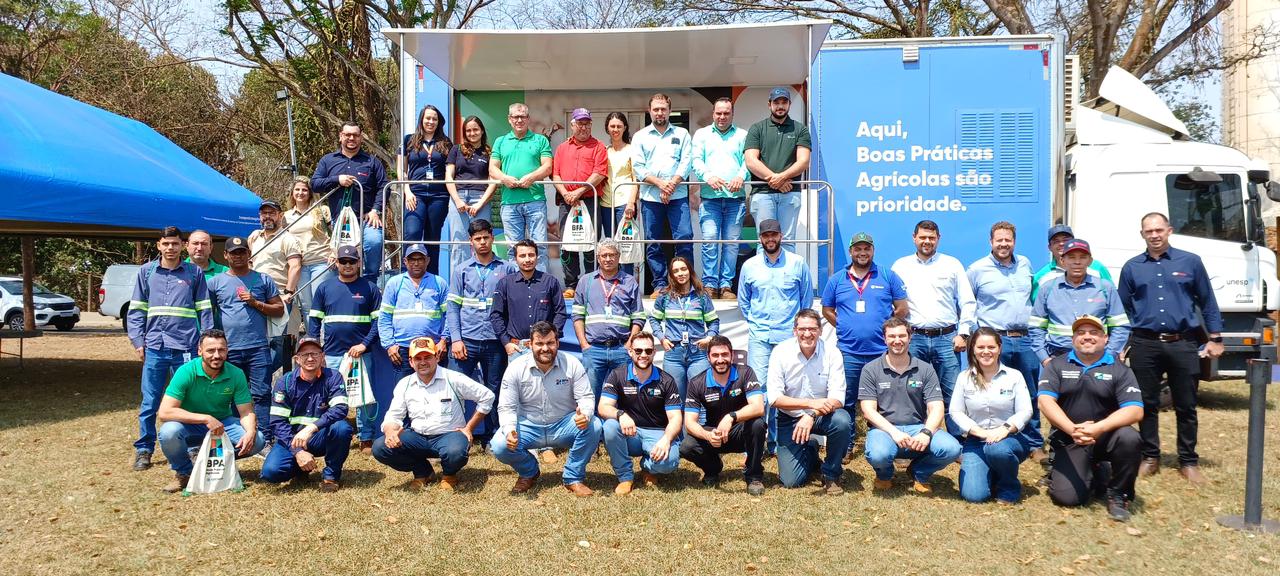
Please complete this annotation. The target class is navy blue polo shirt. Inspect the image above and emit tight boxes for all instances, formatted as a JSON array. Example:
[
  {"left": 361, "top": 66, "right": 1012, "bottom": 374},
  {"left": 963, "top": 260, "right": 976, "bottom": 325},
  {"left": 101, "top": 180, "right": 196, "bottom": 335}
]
[
  {"left": 490, "top": 270, "right": 568, "bottom": 342},
  {"left": 821, "top": 263, "right": 907, "bottom": 356},
  {"left": 446, "top": 146, "right": 491, "bottom": 193},
  {"left": 602, "top": 364, "right": 681, "bottom": 429},
  {"left": 403, "top": 134, "right": 448, "bottom": 198},
  {"left": 1117, "top": 247, "right": 1223, "bottom": 334}
]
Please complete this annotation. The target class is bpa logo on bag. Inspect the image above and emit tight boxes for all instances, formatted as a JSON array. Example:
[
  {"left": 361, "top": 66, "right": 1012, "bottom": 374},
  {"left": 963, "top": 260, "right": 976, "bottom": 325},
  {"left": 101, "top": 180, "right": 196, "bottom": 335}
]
[{"left": 204, "top": 436, "right": 227, "bottom": 481}]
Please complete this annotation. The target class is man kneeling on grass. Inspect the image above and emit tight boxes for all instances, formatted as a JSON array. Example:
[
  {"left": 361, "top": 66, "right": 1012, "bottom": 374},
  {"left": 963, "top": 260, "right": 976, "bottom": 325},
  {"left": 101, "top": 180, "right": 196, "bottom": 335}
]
[
  {"left": 598, "top": 331, "right": 683, "bottom": 495},
  {"left": 260, "top": 337, "right": 352, "bottom": 492},
  {"left": 490, "top": 321, "right": 600, "bottom": 497},
  {"left": 157, "top": 329, "right": 265, "bottom": 493},
  {"left": 373, "top": 337, "right": 494, "bottom": 492}
]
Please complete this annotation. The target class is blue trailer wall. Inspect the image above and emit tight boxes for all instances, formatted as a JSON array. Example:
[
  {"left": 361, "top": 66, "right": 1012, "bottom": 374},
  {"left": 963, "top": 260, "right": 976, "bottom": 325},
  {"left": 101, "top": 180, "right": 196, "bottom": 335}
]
[{"left": 813, "top": 41, "right": 1054, "bottom": 282}]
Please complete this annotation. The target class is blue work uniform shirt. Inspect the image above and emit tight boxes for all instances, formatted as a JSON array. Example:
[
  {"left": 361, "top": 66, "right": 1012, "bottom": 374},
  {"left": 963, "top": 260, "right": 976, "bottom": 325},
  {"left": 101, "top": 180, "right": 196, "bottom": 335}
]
[
  {"left": 126, "top": 260, "right": 214, "bottom": 352},
  {"left": 447, "top": 256, "right": 518, "bottom": 342},
  {"left": 573, "top": 269, "right": 645, "bottom": 345},
  {"left": 268, "top": 367, "right": 349, "bottom": 454},
  {"left": 308, "top": 276, "right": 382, "bottom": 357},
  {"left": 377, "top": 272, "right": 448, "bottom": 348},
  {"left": 821, "top": 262, "right": 907, "bottom": 356}
]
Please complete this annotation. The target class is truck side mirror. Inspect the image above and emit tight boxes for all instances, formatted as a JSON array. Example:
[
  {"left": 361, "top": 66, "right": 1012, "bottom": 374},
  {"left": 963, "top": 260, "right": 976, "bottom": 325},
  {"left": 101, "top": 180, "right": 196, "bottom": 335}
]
[{"left": 1267, "top": 181, "right": 1280, "bottom": 202}]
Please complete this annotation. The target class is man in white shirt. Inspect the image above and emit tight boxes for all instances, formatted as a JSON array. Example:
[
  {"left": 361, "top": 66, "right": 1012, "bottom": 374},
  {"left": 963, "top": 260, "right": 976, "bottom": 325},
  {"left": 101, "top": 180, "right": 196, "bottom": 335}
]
[
  {"left": 372, "top": 337, "right": 495, "bottom": 492},
  {"left": 891, "top": 219, "right": 975, "bottom": 435},
  {"left": 766, "top": 309, "right": 850, "bottom": 494}
]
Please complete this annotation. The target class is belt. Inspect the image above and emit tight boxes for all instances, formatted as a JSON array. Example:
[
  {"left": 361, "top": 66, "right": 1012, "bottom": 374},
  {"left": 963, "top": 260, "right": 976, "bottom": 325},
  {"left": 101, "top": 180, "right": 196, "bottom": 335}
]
[
  {"left": 996, "top": 329, "right": 1027, "bottom": 337},
  {"left": 1132, "top": 328, "right": 1197, "bottom": 343},
  {"left": 912, "top": 325, "right": 957, "bottom": 337},
  {"left": 592, "top": 338, "right": 626, "bottom": 347}
]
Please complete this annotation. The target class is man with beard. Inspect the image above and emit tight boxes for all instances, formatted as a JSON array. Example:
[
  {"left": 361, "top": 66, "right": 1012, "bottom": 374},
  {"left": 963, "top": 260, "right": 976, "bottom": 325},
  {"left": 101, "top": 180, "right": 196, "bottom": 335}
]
[
  {"left": 491, "top": 240, "right": 568, "bottom": 361},
  {"left": 310, "top": 121, "right": 388, "bottom": 280},
  {"left": 378, "top": 244, "right": 449, "bottom": 379},
  {"left": 681, "top": 335, "right": 767, "bottom": 494},
  {"left": 156, "top": 329, "right": 265, "bottom": 492},
  {"left": 745, "top": 87, "right": 812, "bottom": 251},
  {"left": 632, "top": 93, "right": 693, "bottom": 296},
  {"left": 891, "top": 220, "right": 975, "bottom": 435},
  {"left": 489, "top": 321, "right": 599, "bottom": 496},
  {"left": 598, "top": 332, "right": 683, "bottom": 494},
  {"left": 248, "top": 200, "right": 302, "bottom": 375},
  {"left": 260, "top": 337, "right": 352, "bottom": 492},
  {"left": 691, "top": 97, "right": 749, "bottom": 298}
]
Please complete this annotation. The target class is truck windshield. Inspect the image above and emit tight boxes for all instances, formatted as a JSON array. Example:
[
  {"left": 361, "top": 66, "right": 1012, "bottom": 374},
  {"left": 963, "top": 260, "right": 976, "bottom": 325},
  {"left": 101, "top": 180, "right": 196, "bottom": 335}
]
[{"left": 1165, "top": 173, "right": 1245, "bottom": 243}]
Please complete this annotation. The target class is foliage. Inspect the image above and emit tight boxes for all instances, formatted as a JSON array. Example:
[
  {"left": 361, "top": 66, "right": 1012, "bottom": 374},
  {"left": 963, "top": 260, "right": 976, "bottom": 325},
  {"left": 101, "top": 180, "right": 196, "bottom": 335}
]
[{"left": 0, "top": 237, "right": 136, "bottom": 309}]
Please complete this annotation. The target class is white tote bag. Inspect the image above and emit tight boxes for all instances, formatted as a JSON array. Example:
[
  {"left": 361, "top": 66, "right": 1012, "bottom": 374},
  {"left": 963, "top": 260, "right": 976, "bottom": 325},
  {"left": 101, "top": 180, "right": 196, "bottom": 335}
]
[
  {"left": 616, "top": 217, "right": 644, "bottom": 264},
  {"left": 561, "top": 201, "right": 597, "bottom": 252},
  {"left": 184, "top": 431, "right": 244, "bottom": 495},
  {"left": 330, "top": 205, "right": 363, "bottom": 253},
  {"left": 338, "top": 355, "right": 376, "bottom": 408}
]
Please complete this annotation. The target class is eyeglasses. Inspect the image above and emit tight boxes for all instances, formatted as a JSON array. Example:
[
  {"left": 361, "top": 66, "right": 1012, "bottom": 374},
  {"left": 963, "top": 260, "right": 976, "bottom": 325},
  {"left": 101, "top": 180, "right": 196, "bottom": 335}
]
[
  {"left": 632, "top": 348, "right": 655, "bottom": 355},
  {"left": 508, "top": 115, "right": 529, "bottom": 120},
  {"left": 296, "top": 352, "right": 322, "bottom": 359},
  {"left": 795, "top": 326, "right": 820, "bottom": 333},
  {"left": 340, "top": 133, "right": 361, "bottom": 138}
]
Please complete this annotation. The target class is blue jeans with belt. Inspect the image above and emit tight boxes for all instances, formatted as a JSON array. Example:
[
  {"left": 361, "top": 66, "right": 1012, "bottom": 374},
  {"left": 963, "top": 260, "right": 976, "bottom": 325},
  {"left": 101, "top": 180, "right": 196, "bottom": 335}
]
[{"left": 581, "top": 342, "right": 630, "bottom": 400}]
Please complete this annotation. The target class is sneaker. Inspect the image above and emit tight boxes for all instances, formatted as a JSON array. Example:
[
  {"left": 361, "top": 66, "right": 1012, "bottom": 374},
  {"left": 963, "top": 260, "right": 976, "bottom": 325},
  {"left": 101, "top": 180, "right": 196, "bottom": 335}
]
[
  {"left": 319, "top": 479, "right": 340, "bottom": 493},
  {"left": 747, "top": 480, "right": 765, "bottom": 496},
  {"left": 162, "top": 473, "right": 190, "bottom": 493},
  {"left": 701, "top": 474, "right": 720, "bottom": 487},
  {"left": 1107, "top": 497, "right": 1132, "bottom": 522},
  {"left": 132, "top": 451, "right": 153, "bottom": 471},
  {"left": 822, "top": 478, "right": 844, "bottom": 495}
]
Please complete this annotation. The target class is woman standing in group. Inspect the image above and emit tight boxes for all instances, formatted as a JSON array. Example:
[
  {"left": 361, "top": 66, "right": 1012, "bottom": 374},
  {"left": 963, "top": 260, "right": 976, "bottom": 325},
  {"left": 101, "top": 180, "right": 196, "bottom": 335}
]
[
  {"left": 605, "top": 112, "right": 637, "bottom": 273},
  {"left": 283, "top": 176, "right": 334, "bottom": 323},
  {"left": 445, "top": 116, "right": 496, "bottom": 269},
  {"left": 402, "top": 104, "right": 452, "bottom": 275},
  {"left": 650, "top": 256, "right": 719, "bottom": 397},
  {"left": 949, "top": 326, "right": 1033, "bottom": 504}
]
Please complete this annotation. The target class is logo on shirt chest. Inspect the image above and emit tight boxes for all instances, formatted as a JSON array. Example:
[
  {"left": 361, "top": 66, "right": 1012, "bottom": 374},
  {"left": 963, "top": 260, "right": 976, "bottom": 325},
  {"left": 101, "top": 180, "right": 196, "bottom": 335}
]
[
  {"left": 554, "top": 378, "right": 569, "bottom": 387},
  {"left": 878, "top": 382, "right": 891, "bottom": 389},
  {"left": 645, "top": 387, "right": 664, "bottom": 398},
  {"left": 907, "top": 380, "right": 922, "bottom": 388},
  {"left": 622, "top": 385, "right": 638, "bottom": 395},
  {"left": 706, "top": 393, "right": 721, "bottom": 402},
  {"left": 728, "top": 388, "right": 742, "bottom": 397},
  {"left": 1093, "top": 373, "right": 1113, "bottom": 381},
  {"left": 352, "top": 293, "right": 365, "bottom": 301},
  {"left": 1060, "top": 370, "right": 1081, "bottom": 379},
  {"left": 273, "top": 391, "right": 285, "bottom": 403}
]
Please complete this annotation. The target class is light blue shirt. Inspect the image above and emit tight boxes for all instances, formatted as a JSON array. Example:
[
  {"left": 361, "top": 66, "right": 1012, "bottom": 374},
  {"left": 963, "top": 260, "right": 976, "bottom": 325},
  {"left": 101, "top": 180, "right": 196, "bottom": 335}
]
[
  {"left": 377, "top": 272, "right": 448, "bottom": 348},
  {"left": 632, "top": 123, "right": 692, "bottom": 202},
  {"left": 1029, "top": 275, "right": 1130, "bottom": 361},
  {"left": 691, "top": 124, "right": 748, "bottom": 199},
  {"left": 966, "top": 253, "right": 1034, "bottom": 331},
  {"left": 738, "top": 250, "right": 812, "bottom": 344}
]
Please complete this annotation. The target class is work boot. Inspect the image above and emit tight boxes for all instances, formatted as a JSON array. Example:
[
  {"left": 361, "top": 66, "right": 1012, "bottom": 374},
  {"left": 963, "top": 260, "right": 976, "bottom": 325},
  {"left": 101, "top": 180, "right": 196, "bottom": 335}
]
[
  {"left": 132, "top": 451, "right": 153, "bottom": 471},
  {"left": 319, "top": 479, "right": 340, "bottom": 493},
  {"left": 911, "top": 480, "right": 933, "bottom": 494},
  {"left": 873, "top": 479, "right": 893, "bottom": 491},
  {"left": 539, "top": 449, "right": 558, "bottom": 465},
  {"left": 1028, "top": 448, "right": 1049, "bottom": 464},
  {"left": 1137, "top": 457, "right": 1160, "bottom": 477},
  {"left": 408, "top": 473, "right": 435, "bottom": 491},
  {"left": 564, "top": 482, "right": 594, "bottom": 497},
  {"left": 747, "top": 480, "right": 765, "bottom": 496},
  {"left": 640, "top": 471, "right": 659, "bottom": 488},
  {"left": 439, "top": 475, "right": 458, "bottom": 492},
  {"left": 359, "top": 440, "right": 373, "bottom": 455},
  {"left": 720, "top": 289, "right": 736, "bottom": 300},
  {"left": 162, "top": 473, "right": 190, "bottom": 494},
  {"left": 1179, "top": 465, "right": 1207, "bottom": 485},
  {"left": 822, "top": 478, "right": 844, "bottom": 496},
  {"left": 709, "top": 288, "right": 721, "bottom": 299},
  {"left": 1107, "top": 496, "right": 1133, "bottom": 522},
  {"left": 510, "top": 472, "right": 540, "bottom": 495},
  {"left": 614, "top": 480, "right": 633, "bottom": 495}
]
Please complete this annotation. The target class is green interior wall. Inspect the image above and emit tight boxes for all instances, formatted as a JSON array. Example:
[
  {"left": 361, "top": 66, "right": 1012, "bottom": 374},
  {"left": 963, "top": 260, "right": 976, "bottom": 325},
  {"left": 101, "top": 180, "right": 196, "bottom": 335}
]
[{"left": 457, "top": 90, "right": 524, "bottom": 250}]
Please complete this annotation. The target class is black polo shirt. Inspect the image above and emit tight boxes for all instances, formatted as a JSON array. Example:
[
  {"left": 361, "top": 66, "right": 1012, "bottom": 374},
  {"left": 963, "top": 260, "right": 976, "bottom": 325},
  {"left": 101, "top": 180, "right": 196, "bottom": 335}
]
[
  {"left": 857, "top": 355, "right": 942, "bottom": 426},
  {"left": 685, "top": 365, "right": 763, "bottom": 426},
  {"left": 1038, "top": 351, "right": 1142, "bottom": 424},
  {"left": 602, "top": 364, "right": 681, "bottom": 429}
]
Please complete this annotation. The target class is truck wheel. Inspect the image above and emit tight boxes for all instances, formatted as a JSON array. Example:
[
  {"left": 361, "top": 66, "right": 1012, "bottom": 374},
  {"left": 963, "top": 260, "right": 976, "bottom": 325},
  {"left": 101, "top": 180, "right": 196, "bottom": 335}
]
[
  {"left": 120, "top": 304, "right": 129, "bottom": 331},
  {"left": 4, "top": 312, "right": 22, "bottom": 331}
]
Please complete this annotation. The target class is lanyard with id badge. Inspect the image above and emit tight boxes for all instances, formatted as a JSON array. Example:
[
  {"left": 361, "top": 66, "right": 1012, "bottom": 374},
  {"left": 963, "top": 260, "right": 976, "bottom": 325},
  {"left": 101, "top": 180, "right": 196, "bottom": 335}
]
[
  {"left": 849, "top": 270, "right": 872, "bottom": 313},
  {"left": 599, "top": 275, "right": 619, "bottom": 319}
]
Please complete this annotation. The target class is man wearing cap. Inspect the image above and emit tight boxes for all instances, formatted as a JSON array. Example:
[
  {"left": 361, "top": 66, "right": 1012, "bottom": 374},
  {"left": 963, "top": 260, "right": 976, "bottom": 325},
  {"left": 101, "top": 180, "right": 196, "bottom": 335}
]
[
  {"left": 373, "top": 337, "right": 495, "bottom": 491},
  {"left": 207, "top": 236, "right": 286, "bottom": 448},
  {"left": 309, "top": 244, "right": 382, "bottom": 452},
  {"left": 378, "top": 243, "right": 449, "bottom": 378},
  {"left": 1032, "top": 224, "right": 1113, "bottom": 301},
  {"left": 310, "top": 121, "right": 388, "bottom": 280},
  {"left": 490, "top": 321, "right": 599, "bottom": 496},
  {"left": 1030, "top": 238, "right": 1129, "bottom": 362},
  {"left": 260, "top": 337, "right": 353, "bottom": 492},
  {"left": 822, "top": 231, "right": 907, "bottom": 437},
  {"left": 966, "top": 221, "right": 1042, "bottom": 458},
  {"left": 745, "top": 86, "right": 812, "bottom": 250},
  {"left": 891, "top": 219, "right": 976, "bottom": 435},
  {"left": 633, "top": 92, "right": 694, "bottom": 297},
  {"left": 598, "top": 331, "right": 683, "bottom": 494},
  {"left": 738, "top": 218, "right": 812, "bottom": 452},
  {"left": 1038, "top": 315, "right": 1144, "bottom": 521},
  {"left": 491, "top": 239, "right": 569, "bottom": 360},
  {"left": 446, "top": 219, "right": 518, "bottom": 448},
  {"left": 1118, "top": 212, "right": 1223, "bottom": 484},
  {"left": 681, "top": 335, "right": 767, "bottom": 494},
  {"left": 552, "top": 108, "right": 609, "bottom": 294},
  {"left": 490, "top": 103, "right": 553, "bottom": 271},
  {"left": 248, "top": 199, "right": 303, "bottom": 374},
  {"left": 691, "top": 97, "right": 749, "bottom": 299},
  {"left": 156, "top": 329, "right": 265, "bottom": 492},
  {"left": 128, "top": 226, "right": 215, "bottom": 471},
  {"left": 573, "top": 239, "right": 645, "bottom": 399}
]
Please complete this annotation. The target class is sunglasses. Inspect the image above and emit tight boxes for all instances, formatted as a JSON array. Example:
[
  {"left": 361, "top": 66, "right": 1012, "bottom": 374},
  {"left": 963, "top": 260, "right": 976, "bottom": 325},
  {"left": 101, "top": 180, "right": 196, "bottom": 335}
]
[
  {"left": 631, "top": 347, "right": 655, "bottom": 355},
  {"left": 337, "top": 259, "right": 359, "bottom": 265}
]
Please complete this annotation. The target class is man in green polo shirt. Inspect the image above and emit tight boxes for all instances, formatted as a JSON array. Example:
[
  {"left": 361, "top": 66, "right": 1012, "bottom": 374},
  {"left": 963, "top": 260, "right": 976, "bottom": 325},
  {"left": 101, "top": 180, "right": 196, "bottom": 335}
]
[
  {"left": 745, "top": 87, "right": 811, "bottom": 252},
  {"left": 490, "top": 102, "right": 553, "bottom": 271},
  {"left": 157, "top": 329, "right": 265, "bottom": 493}
]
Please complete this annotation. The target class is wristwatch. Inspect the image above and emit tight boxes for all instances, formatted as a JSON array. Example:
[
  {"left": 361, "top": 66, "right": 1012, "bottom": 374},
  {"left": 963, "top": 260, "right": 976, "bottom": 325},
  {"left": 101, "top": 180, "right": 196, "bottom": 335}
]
[
  {"left": 729, "top": 411, "right": 739, "bottom": 423},
  {"left": 1210, "top": 336, "right": 1224, "bottom": 344},
  {"left": 919, "top": 428, "right": 934, "bottom": 437},
  {"left": 1002, "top": 422, "right": 1014, "bottom": 431},
  {"left": 615, "top": 410, "right": 627, "bottom": 421}
]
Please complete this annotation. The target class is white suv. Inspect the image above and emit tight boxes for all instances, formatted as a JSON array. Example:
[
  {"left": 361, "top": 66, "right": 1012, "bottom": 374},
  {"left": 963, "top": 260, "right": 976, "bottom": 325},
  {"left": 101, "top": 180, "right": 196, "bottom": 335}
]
[{"left": 0, "top": 276, "right": 81, "bottom": 331}]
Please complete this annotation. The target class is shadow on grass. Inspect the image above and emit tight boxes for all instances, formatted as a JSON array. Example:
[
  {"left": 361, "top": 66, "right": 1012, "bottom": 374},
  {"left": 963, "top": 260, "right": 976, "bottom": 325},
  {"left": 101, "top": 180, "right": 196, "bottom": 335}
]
[
  {"left": 252, "top": 467, "right": 389, "bottom": 492},
  {"left": 1199, "top": 387, "right": 1273, "bottom": 411},
  {"left": 0, "top": 357, "right": 140, "bottom": 430}
]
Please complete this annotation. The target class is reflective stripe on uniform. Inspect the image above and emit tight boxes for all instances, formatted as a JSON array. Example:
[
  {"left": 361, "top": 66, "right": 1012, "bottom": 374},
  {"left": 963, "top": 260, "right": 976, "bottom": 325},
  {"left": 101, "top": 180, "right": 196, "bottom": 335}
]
[
  {"left": 129, "top": 300, "right": 150, "bottom": 311},
  {"left": 309, "top": 309, "right": 327, "bottom": 319},
  {"left": 288, "top": 416, "right": 319, "bottom": 425},
  {"left": 194, "top": 299, "right": 213, "bottom": 311},
  {"left": 583, "top": 314, "right": 631, "bottom": 327},
  {"left": 330, "top": 395, "right": 349, "bottom": 406},
  {"left": 270, "top": 406, "right": 292, "bottom": 417},
  {"left": 323, "top": 314, "right": 372, "bottom": 323},
  {"left": 147, "top": 305, "right": 197, "bottom": 319}
]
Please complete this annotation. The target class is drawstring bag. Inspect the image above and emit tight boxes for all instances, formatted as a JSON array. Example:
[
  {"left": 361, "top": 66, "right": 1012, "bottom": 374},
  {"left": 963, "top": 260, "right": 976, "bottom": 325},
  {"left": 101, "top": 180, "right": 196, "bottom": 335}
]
[
  {"left": 184, "top": 431, "right": 244, "bottom": 495},
  {"left": 338, "top": 354, "right": 376, "bottom": 408},
  {"left": 616, "top": 217, "right": 644, "bottom": 264},
  {"left": 330, "top": 205, "right": 363, "bottom": 254},
  {"left": 561, "top": 201, "right": 597, "bottom": 252}
]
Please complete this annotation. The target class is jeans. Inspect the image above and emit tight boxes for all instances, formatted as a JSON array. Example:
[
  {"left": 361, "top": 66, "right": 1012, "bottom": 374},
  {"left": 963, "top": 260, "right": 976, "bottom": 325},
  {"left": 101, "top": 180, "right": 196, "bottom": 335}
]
[
  {"left": 959, "top": 435, "right": 1030, "bottom": 502},
  {"left": 1000, "top": 335, "right": 1043, "bottom": 449},
  {"left": 449, "top": 339, "right": 506, "bottom": 440},
  {"left": 296, "top": 262, "right": 334, "bottom": 324},
  {"left": 698, "top": 197, "right": 746, "bottom": 290},
  {"left": 372, "top": 428, "right": 470, "bottom": 478},
  {"left": 136, "top": 347, "right": 191, "bottom": 454},
  {"left": 749, "top": 191, "right": 801, "bottom": 252},
  {"left": 747, "top": 339, "right": 779, "bottom": 451},
  {"left": 602, "top": 420, "right": 681, "bottom": 482},
  {"left": 326, "top": 355, "right": 379, "bottom": 442},
  {"left": 910, "top": 333, "right": 962, "bottom": 435},
  {"left": 362, "top": 222, "right": 384, "bottom": 280},
  {"left": 662, "top": 344, "right": 709, "bottom": 400},
  {"left": 841, "top": 351, "right": 878, "bottom": 417},
  {"left": 403, "top": 194, "right": 450, "bottom": 276},
  {"left": 490, "top": 412, "right": 602, "bottom": 484},
  {"left": 500, "top": 200, "right": 549, "bottom": 271},
  {"left": 611, "top": 205, "right": 635, "bottom": 275},
  {"left": 640, "top": 196, "right": 693, "bottom": 290},
  {"left": 680, "top": 417, "right": 767, "bottom": 482},
  {"left": 227, "top": 347, "right": 273, "bottom": 444},
  {"left": 581, "top": 343, "right": 630, "bottom": 400},
  {"left": 450, "top": 188, "right": 492, "bottom": 272},
  {"left": 158, "top": 417, "right": 266, "bottom": 475},
  {"left": 259, "top": 420, "right": 354, "bottom": 483},
  {"left": 776, "top": 410, "right": 853, "bottom": 487},
  {"left": 864, "top": 424, "right": 963, "bottom": 481},
  {"left": 1128, "top": 336, "right": 1201, "bottom": 465}
]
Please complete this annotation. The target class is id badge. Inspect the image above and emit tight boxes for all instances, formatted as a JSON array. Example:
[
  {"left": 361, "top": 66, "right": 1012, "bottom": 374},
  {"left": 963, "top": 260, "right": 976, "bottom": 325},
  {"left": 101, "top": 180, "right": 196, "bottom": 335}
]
[
  {"left": 681, "top": 332, "right": 690, "bottom": 345},
  {"left": 415, "top": 301, "right": 424, "bottom": 313},
  {"left": 605, "top": 309, "right": 614, "bottom": 319},
  {"left": 855, "top": 300, "right": 866, "bottom": 313},
  {"left": 183, "top": 352, "right": 192, "bottom": 363}
]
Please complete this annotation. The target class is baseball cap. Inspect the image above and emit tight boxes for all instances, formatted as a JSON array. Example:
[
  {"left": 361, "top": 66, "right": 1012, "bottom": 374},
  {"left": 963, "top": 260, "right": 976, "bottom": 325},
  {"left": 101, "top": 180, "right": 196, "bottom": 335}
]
[
  {"left": 1047, "top": 224, "right": 1073, "bottom": 242},
  {"left": 336, "top": 245, "right": 359, "bottom": 261},
  {"left": 849, "top": 232, "right": 874, "bottom": 247},
  {"left": 405, "top": 243, "right": 428, "bottom": 258},
  {"left": 294, "top": 336, "right": 323, "bottom": 354},
  {"left": 769, "top": 87, "right": 791, "bottom": 101},
  {"left": 260, "top": 200, "right": 283, "bottom": 211},
  {"left": 1062, "top": 239, "right": 1091, "bottom": 255},
  {"left": 1071, "top": 315, "right": 1106, "bottom": 333},
  {"left": 225, "top": 236, "right": 249, "bottom": 252},
  {"left": 571, "top": 108, "right": 591, "bottom": 121},
  {"left": 757, "top": 219, "right": 782, "bottom": 235},
  {"left": 409, "top": 337, "right": 441, "bottom": 358}
]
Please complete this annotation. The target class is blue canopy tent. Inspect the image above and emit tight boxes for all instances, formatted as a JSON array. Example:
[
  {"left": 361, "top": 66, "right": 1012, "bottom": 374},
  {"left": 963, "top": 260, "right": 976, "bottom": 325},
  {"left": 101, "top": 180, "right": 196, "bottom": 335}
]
[{"left": 0, "top": 73, "right": 262, "bottom": 238}]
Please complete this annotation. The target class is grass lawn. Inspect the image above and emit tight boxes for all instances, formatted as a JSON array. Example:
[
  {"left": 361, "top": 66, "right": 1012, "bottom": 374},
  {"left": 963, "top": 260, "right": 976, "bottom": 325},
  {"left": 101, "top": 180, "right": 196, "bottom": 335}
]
[{"left": 2, "top": 331, "right": 1279, "bottom": 575}]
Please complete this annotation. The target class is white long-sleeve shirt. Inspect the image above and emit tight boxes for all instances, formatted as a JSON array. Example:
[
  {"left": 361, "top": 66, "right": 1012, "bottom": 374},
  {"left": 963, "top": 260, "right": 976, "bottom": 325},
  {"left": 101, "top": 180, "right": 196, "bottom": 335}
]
[
  {"left": 948, "top": 365, "right": 1032, "bottom": 434},
  {"left": 891, "top": 252, "right": 976, "bottom": 334},
  {"left": 766, "top": 338, "right": 844, "bottom": 418},
  {"left": 383, "top": 367, "right": 494, "bottom": 436},
  {"left": 497, "top": 351, "right": 594, "bottom": 436}
]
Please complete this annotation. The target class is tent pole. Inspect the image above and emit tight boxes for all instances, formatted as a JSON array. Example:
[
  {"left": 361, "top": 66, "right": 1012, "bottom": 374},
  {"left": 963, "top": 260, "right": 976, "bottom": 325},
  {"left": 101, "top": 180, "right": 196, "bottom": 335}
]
[{"left": 22, "top": 237, "right": 35, "bottom": 332}]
